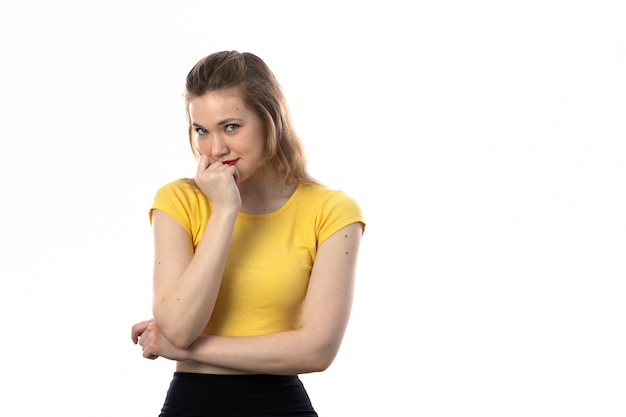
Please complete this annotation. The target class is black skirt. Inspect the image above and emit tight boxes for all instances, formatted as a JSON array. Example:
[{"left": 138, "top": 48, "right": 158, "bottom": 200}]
[{"left": 159, "top": 372, "right": 319, "bottom": 417}]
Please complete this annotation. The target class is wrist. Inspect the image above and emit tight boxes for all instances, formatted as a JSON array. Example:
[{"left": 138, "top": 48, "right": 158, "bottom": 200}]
[{"left": 210, "top": 205, "right": 239, "bottom": 222}]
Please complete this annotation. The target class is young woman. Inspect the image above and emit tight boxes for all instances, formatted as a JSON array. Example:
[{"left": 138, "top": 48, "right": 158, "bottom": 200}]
[{"left": 131, "top": 50, "right": 365, "bottom": 417}]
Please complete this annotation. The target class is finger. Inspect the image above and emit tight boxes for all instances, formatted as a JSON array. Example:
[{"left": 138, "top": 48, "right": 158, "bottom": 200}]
[
  {"left": 222, "top": 165, "right": 239, "bottom": 185},
  {"left": 138, "top": 330, "right": 150, "bottom": 348},
  {"left": 131, "top": 320, "right": 150, "bottom": 344},
  {"left": 197, "top": 155, "right": 217, "bottom": 171},
  {"left": 232, "top": 167, "right": 240, "bottom": 185},
  {"left": 141, "top": 342, "right": 159, "bottom": 360},
  {"left": 197, "top": 155, "right": 210, "bottom": 173},
  {"left": 143, "top": 350, "right": 159, "bottom": 359}
]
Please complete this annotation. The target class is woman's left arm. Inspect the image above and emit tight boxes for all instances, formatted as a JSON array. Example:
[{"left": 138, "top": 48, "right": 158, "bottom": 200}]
[{"left": 140, "top": 222, "right": 363, "bottom": 374}]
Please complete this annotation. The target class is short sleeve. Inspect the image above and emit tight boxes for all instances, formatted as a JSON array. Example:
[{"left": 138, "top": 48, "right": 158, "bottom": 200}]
[
  {"left": 149, "top": 180, "right": 200, "bottom": 237},
  {"left": 316, "top": 191, "right": 366, "bottom": 245}
]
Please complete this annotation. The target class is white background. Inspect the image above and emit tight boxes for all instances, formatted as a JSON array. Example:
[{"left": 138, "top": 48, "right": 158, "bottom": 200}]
[{"left": 1, "top": 1, "right": 625, "bottom": 416}]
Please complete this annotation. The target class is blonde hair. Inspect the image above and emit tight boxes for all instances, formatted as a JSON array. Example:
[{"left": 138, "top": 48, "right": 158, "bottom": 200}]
[{"left": 184, "top": 51, "right": 320, "bottom": 186}]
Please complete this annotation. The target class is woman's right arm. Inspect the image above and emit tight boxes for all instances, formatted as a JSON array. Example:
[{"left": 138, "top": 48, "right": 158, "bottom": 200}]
[
  {"left": 151, "top": 207, "right": 237, "bottom": 348},
  {"left": 151, "top": 156, "right": 240, "bottom": 348}
]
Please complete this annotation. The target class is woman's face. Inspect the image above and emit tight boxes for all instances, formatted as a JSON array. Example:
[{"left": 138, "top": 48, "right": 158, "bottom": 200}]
[{"left": 189, "top": 88, "right": 266, "bottom": 184}]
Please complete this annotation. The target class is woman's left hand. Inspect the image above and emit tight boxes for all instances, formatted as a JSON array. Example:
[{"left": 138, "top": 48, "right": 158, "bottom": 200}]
[{"left": 131, "top": 318, "right": 190, "bottom": 361}]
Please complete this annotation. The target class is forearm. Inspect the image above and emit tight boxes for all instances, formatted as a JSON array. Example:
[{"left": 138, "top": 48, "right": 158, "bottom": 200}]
[
  {"left": 153, "top": 208, "right": 238, "bottom": 347},
  {"left": 180, "top": 224, "right": 361, "bottom": 373},
  {"left": 185, "top": 330, "right": 341, "bottom": 375}
]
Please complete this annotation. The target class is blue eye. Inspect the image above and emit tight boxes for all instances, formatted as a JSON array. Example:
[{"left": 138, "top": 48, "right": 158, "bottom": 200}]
[
  {"left": 195, "top": 127, "right": 208, "bottom": 135},
  {"left": 225, "top": 124, "right": 238, "bottom": 132}
]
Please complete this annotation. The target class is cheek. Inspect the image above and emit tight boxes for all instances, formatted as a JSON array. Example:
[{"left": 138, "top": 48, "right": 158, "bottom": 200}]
[{"left": 196, "top": 139, "right": 210, "bottom": 155}]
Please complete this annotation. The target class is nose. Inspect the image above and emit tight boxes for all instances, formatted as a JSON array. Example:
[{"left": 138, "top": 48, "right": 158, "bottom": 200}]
[{"left": 211, "top": 134, "right": 229, "bottom": 157}]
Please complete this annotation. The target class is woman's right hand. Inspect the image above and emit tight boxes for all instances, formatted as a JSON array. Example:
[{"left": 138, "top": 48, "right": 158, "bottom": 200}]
[
  {"left": 131, "top": 318, "right": 190, "bottom": 361},
  {"left": 195, "top": 155, "right": 241, "bottom": 210}
]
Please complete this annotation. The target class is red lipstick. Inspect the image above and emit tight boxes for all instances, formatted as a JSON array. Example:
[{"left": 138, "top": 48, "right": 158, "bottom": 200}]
[{"left": 222, "top": 159, "right": 239, "bottom": 166}]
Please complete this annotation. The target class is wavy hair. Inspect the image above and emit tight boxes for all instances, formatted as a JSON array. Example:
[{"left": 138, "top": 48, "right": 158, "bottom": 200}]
[{"left": 184, "top": 51, "right": 320, "bottom": 186}]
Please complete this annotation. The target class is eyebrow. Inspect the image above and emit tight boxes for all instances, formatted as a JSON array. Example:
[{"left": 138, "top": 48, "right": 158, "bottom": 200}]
[{"left": 191, "top": 117, "right": 244, "bottom": 128}]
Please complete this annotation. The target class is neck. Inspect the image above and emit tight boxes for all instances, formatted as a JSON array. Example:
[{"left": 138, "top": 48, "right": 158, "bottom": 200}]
[{"left": 238, "top": 173, "right": 298, "bottom": 215}]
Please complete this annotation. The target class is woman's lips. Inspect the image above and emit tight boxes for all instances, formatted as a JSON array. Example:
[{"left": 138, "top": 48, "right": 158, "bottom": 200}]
[{"left": 222, "top": 159, "right": 239, "bottom": 166}]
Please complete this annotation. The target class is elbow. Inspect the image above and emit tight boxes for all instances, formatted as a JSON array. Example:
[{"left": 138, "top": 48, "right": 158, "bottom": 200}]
[
  {"left": 167, "top": 332, "right": 197, "bottom": 350},
  {"left": 160, "top": 324, "right": 197, "bottom": 350},
  {"left": 308, "top": 357, "right": 334, "bottom": 373},
  {"left": 294, "top": 325, "right": 346, "bottom": 373},
  {"left": 152, "top": 312, "right": 199, "bottom": 349},
  {"left": 301, "top": 342, "right": 341, "bottom": 373}
]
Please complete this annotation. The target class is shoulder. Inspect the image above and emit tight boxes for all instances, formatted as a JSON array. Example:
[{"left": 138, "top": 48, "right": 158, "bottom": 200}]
[
  {"left": 298, "top": 182, "right": 353, "bottom": 201},
  {"left": 296, "top": 182, "right": 365, "bottom": 238},
  {"left": 155, "top": 178, "right": 200, "bottom": 197},
  {"left": 153, "top": 178, "right": 205, "bottom": 206},
  {"left": 151, "top": 178, "right": 209, "bottom": 228},
  {"left": 298, "top": 182, "right": 362, "bottom": 212}
]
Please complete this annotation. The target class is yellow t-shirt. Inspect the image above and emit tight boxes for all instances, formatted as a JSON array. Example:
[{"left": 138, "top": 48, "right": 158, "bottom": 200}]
[{"left": 150, "top": 179, "right": 365, "bottom": 337}]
